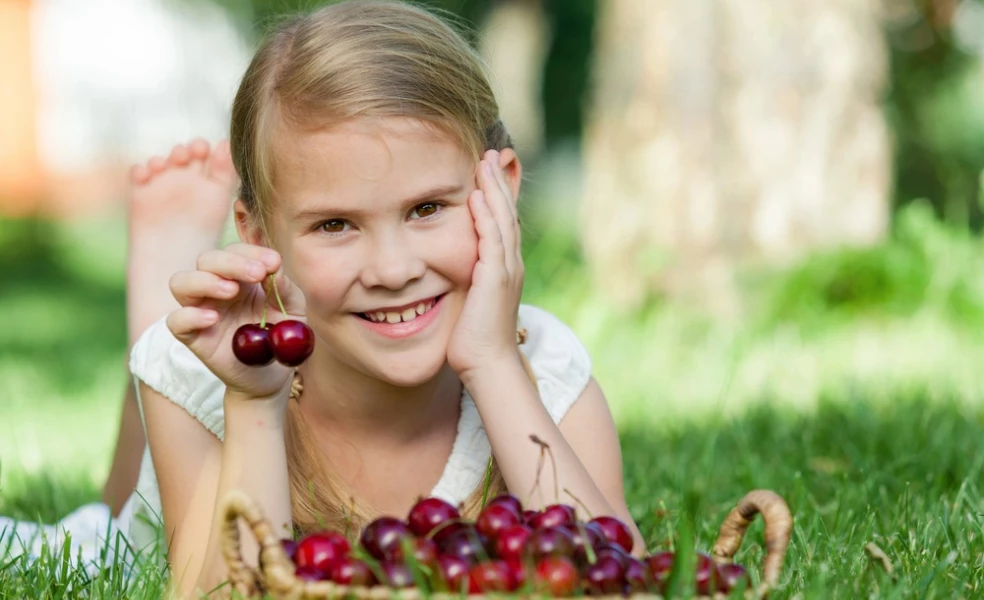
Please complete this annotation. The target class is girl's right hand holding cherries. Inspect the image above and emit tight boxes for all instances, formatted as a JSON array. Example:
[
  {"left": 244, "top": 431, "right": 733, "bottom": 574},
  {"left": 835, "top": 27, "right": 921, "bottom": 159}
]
[{"left": 165, "top": 243, "right": 313, "bottom": 400}]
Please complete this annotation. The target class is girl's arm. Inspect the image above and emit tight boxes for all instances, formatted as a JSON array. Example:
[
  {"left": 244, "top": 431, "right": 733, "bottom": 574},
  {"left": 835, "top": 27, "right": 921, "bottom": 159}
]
[
  {"left": 461, "top": 356, "right": 647, "bottom": 555},
  {"left": 139, "top": 382, "right": 293, "bottom": 596}
]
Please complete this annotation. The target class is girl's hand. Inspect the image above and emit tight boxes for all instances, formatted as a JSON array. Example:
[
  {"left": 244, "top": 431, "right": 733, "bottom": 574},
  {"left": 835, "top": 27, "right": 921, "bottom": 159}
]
[
  {"left": 165, "top": 243, "right": 307, "bottom": 399},
  {"left": 448, "top": 150, "right": 525, "bottom": 382}
]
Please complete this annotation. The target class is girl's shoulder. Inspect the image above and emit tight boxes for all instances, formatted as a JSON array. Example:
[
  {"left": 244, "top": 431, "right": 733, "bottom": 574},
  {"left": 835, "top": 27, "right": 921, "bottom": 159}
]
[{"left": 128, "top": 316, "right": 229, "bottom": 439}]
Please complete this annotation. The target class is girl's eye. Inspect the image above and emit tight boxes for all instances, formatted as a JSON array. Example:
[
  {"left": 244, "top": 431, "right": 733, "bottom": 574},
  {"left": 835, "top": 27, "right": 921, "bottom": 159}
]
[
  {"left": 411, "top": 202, "right": 442, "bottom": 219},
  {"left": 320, "top": 219, "right": 349, "bottom": 234}
]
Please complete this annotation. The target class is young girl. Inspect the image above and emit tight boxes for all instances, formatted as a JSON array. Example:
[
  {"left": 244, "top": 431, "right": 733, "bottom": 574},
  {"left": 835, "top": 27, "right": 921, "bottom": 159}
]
[{"left": 4, "top": 0, "right": 645, "bottom": 594}]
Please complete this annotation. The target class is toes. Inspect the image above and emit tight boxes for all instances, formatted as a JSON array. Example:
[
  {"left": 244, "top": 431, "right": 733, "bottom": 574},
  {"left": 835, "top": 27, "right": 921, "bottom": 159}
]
[
  {"left": 130, "top": 164, "right": 151, "bottom": 185},
  {"left": 147, "top": 156, "right": 167, "bottom": 175},
  {"left": 169, "top": 144, "right": 191, "bottom": 167},
  {"left": 188, "top": 138, "right": 210, "bottom": 161},
  {"left": 206, "top": 139, "right": 239, "bottom": 187}
]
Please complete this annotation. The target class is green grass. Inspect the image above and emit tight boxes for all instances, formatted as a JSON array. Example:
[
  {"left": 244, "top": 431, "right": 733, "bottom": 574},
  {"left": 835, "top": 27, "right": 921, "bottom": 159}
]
[{"left": 1, "top": 211, "right": 983, "bottom": 598}]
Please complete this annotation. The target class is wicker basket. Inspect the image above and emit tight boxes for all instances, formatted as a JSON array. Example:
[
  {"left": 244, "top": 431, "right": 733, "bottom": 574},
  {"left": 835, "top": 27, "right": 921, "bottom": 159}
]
[{"left": 220, "top": 489, "right": 792, "bottom": 600}]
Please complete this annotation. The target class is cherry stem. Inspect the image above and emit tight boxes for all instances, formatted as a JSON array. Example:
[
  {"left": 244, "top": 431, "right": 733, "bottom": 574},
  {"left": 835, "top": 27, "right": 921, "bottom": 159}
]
[
  {"left": 260, "top": 304, "right": 268, "bottom": 328},
  {"left": 563, "top": 487, "right": 594, "bottom": 520},
  {"left": 268, "top": 274, "right": 288, "bottom": 316},
  {"left": 526, "top": 434, "right": 559, "bottom": 506}
]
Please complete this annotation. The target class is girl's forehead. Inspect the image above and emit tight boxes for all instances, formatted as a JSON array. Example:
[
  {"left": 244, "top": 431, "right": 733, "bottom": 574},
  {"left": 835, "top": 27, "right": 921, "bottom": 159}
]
[{"left": 274, "top": 117, "right": 475, "bottom": 207}]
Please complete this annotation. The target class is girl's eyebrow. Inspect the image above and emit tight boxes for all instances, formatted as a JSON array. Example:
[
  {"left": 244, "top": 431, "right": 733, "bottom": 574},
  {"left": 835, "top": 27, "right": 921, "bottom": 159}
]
[{"left": 291, "top": 183, "right": 465, "bottom": 221}]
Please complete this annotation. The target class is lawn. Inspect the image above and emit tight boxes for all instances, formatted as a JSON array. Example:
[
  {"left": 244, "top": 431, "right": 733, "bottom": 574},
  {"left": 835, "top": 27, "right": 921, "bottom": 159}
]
[{"left": 0, "top": 209, "right": 982, "bottom": 598}]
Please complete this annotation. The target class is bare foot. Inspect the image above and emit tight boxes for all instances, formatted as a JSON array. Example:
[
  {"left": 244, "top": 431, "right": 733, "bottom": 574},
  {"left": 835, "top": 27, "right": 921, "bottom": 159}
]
[{"left": 126, "top": 138, "right": 238, "bottom": 347}]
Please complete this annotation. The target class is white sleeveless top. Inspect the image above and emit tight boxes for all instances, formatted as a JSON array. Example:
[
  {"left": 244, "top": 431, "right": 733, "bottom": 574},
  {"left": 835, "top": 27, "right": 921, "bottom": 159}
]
[{"left": 121, "top": 303, "right": 593, "bottom": 556}]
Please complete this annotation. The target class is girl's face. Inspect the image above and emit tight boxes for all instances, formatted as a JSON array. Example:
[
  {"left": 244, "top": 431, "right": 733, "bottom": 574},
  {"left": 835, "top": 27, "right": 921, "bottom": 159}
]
[{"left": 244, "top": 117, "right": 497, "bottom": 387}]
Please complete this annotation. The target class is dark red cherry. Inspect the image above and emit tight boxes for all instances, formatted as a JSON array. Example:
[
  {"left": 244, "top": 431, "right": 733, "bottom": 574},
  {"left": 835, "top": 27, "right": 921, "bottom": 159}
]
[
  {"left": 359, "top": 517, "right": 413, "bottom": 561},
  {"left": 528, "top": 525, "right": 575, "bottom": 561},
  {"left": 294, "top": 564, "right": 328, "bottom": 582},
  {"left": 485, "top": 493, "right": 524, "bottom": 516},
  {"left": 495, "top": 524, "right": 532, "bottom": 562},
  {"left": 505, "top": 559, "right": 529, "bottom": 590},
  {"left": 561, "top": 521, "right": 607, "bottom": 564},
  {"left": 590, "top": 515, "right": 634, "bottom": 554},
  {"left": 523, "top": 509, "right": 540, "bottom": 525},
  {"left": 407, "top": 497, "right": 460, "bottom": 537},
  {"left": 476, "top": 502, "right": 522, "bottom": 542},
  {"left": 380, "top": 561, "right": 416, "bottom": 588},
  {"left": 440, "top": 527, "right": 490, "bottom": 566},
  {"left": 695, "top": 553, "right": 724, "bottom": 596},
  {"left": 468, "top": 559, "right": 515, "bottom": 593},
  {"left": 330, "top": 557, "right": 376, "bottom": 586},
  {"left": 534, "top": 556, "right": 579, "bottom": 596},
  {"left": 270, "top": 319, "right": 315, "bottom": 366},
  {"left": 596, "top": 544, "right": 632, "bottom": 569},
  {"left": 293, "top": 531, "right": 350, "bottom": 573},
  {"left": 431, "top": 520, "right": 469, "bottom": 548},
  {"left": 390, "top": 536, "right": 439, "bottom": 568},
  {"left": 432, "top": 555, "right": 470, "bottom": 593},
  {"left": 717, "top": 563, "right": 750, "bottom": 593},
  {"left": 624, "top": 557, "right": 653, "bottom": 593},
  {"left": 582, "top": 555, "right": 626, "bottom": 595},
  {"left": 645, "top": 551, "right": 675, "bottom": 589},
  {"left": 232, "top": 323, "right": 274, "bottom": 366},
  {"left": 529, "top": 504, "right": 577, "bottom": 529},
  {"left": 280, "top": 538, "right": 298, "bottom": 561}
]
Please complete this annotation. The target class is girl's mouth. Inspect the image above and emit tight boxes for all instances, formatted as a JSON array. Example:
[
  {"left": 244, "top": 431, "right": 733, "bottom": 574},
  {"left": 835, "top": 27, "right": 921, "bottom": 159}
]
[{"left": 356, "top": 294, "right": 442, "bottom": 324}]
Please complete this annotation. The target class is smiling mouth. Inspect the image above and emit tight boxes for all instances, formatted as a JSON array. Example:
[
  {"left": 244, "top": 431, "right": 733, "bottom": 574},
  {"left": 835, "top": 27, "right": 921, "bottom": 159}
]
[{"left": 357, "top": 295, "right": 443, "bottom": 324}]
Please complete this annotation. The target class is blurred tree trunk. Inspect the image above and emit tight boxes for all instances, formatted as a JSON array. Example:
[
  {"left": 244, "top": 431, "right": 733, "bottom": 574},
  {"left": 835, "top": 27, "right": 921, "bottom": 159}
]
[
  {"left": 580, "top": 0, "right": 892, "bottom": 313},
  {"left": 478, "top": 0, "right": 550, "bottom": 161}
]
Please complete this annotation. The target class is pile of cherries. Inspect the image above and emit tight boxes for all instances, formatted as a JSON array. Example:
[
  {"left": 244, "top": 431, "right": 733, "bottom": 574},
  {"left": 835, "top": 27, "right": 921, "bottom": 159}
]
[{"left": 274, "top": 494, "right": 750, "bottom": 597}]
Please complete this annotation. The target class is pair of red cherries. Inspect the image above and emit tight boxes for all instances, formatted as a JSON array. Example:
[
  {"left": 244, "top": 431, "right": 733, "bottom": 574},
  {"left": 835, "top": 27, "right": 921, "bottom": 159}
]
[
  {"left": 232, "top": 319, "right": 314, "bottom": 367},
  {"left": 230, "top": 275, "right": 315, "bottom": 367}
]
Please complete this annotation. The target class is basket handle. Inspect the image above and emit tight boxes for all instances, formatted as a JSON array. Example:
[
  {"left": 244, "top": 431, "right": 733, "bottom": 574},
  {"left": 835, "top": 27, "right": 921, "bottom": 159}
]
[
  {"left": 711, "top": 489, "right": 793, "bottom": 597},
  {"left": 220, "top": 490, "right": 302, "bottom": 598}
]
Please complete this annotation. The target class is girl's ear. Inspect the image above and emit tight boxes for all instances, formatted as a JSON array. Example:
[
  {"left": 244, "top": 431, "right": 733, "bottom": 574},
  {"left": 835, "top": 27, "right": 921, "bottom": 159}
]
[
  {"left": 496, "top": 148, "right": 523, "bottom": 204},
  {"left": 234, "top": 199, "right": 266, "bottom": 247}
]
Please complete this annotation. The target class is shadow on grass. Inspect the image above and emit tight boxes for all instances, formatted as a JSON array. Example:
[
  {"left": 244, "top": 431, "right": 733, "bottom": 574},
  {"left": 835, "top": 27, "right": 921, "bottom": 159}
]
[{"left": 0, "top": 218, "right": 127, "bottom": 394}]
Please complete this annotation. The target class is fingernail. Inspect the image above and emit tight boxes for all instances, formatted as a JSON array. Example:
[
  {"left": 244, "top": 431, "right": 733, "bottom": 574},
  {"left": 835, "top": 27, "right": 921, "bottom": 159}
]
[
  {"left": 483, "top": 161, "right": 493, "bottom": 176},
  {"left": 220, "top": 281, "right": 237, "bottom": 294}
]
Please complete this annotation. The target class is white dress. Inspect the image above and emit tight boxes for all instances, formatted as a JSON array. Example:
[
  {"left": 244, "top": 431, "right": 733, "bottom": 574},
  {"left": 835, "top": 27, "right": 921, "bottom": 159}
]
[{"left": 0, "top": 303, "right": 592, "bottom": 575}]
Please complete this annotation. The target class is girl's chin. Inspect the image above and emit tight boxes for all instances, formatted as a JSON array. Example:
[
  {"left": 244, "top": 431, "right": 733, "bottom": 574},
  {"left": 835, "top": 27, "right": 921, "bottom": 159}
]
[{"left": 371, "top": 356, "right": 451, "bottom": 388}]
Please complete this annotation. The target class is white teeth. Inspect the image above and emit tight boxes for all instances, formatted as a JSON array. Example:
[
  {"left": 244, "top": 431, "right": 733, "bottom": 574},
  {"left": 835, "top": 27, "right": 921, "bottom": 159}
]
[{"left": 365, "top": 297, "right": 438, "bottom": 324}]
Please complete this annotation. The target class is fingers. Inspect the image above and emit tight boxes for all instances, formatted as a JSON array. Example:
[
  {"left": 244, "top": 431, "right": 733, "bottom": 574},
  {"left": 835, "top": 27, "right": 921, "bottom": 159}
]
[
  {"left": 469, "top": 189, "right": 506, "bottom": 275},
  {"left": 263, "top": 269, "right": 306, "bottom": 315},
  {"left": 169, "top": 270, "right": 240, "bottom": 307},
  {"left": 478, "top": 151, "right": 521, "bottom": 276},
  {"left": 166, "top": 306, "right": 220, "bottom": 340},
  {"left": 195, "top": 244, "right": 281, "bottom": 284}
]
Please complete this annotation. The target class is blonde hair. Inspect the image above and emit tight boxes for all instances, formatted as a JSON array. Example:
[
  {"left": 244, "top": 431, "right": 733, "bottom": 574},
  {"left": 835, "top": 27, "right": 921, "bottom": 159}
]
[{"left": 228, "top": 0, "right": 528, "bottom": 538}]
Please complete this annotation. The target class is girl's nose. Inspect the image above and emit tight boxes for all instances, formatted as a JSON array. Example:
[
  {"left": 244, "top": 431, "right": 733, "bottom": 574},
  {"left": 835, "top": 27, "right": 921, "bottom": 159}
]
[{"left": 360, "top": 234, "right": 427, "bottom": 290}]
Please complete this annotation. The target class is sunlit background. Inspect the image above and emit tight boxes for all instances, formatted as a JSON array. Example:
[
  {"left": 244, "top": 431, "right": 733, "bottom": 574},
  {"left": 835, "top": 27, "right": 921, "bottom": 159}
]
[{"left": 2, "top": 0, "right": 984, "bottom": 594}]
